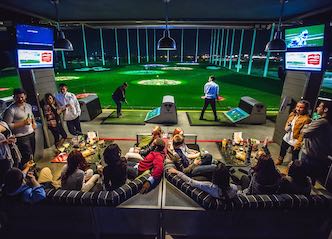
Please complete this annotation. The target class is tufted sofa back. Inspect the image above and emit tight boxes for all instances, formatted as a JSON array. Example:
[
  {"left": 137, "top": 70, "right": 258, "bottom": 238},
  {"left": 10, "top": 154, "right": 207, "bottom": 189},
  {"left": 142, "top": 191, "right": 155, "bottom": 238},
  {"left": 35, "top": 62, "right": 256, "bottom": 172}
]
[{"left": 165, "top": 171, "right": 332, "bottom": 210}]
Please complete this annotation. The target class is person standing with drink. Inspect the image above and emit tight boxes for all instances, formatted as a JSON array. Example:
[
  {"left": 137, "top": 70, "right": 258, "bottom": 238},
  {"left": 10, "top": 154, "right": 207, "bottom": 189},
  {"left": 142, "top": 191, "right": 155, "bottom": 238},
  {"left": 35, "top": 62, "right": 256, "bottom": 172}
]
[
  {"left": 3, "top": 88, "right": 36, "bottom": 167},
  {"left": 55, "top": 83, "right": 82, "bottom": 136}
]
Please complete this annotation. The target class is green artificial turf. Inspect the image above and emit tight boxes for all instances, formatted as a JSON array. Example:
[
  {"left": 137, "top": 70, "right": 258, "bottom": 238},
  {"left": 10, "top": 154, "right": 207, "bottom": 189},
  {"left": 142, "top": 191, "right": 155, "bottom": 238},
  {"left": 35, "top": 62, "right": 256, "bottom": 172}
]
[
  {"left": 266, "top": 111, "right": 279, "bottom": 122},
  {"left": 101, "top": 110, "right": 147, "bottom": 125},
  {"left": 0, "top": 74, "right": 21, "bottom": 97},
  {"left": 0, "top": 63, "right": 283, "bottom": 110},
  {"left": 186, "top": 112, "right": 235, "bottom": 126}
]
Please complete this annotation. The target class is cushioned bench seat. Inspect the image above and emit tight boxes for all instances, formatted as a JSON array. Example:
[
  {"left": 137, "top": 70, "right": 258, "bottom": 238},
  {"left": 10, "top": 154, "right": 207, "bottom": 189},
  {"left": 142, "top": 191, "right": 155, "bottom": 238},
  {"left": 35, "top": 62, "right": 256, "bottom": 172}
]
[
  {"left": 44, "top": 175, "right": 149, "bottom": 206},
  {"left": 165, "top": 171, "right": 332, "bottom": 210}
]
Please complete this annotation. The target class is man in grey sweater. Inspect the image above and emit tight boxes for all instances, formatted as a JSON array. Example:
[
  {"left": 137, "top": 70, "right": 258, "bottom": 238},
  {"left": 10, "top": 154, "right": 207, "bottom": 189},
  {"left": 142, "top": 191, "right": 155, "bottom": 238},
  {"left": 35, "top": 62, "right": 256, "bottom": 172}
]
[{"left": 301, "top": 101, "right": 332, "bottom": 184}]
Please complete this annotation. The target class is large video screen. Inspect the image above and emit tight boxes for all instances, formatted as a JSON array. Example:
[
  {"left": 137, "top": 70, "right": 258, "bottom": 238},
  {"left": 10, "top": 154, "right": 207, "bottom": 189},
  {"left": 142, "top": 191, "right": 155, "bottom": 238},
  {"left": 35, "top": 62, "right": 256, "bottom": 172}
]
[
  {"left": 285, "top": 24, "right": 324, "bottom": 49},
  {"left": 16, "top": 24, "right": 53, "bottom": 47},
  {"left": 17, "top": 49, "right": 53, "bottom": 68},
  {"left": 285, "top": 51, "right": 322, "bottom": 71}
]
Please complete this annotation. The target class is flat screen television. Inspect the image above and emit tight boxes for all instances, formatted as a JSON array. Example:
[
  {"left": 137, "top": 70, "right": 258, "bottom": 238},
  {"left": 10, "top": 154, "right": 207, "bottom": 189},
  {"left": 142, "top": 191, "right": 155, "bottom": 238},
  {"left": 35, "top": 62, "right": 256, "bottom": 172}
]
[
  {"left": 285, "top": 24, "right": 325, "bottom": 49},
  {"left": 16, "top": 24, "right": 53, "bottom": 47},
  {"left": 285, "top": 51, "right": 322, "bottom": 71},
  {"left": 17, "top": 49, "right": 53, "bottom": 68}
]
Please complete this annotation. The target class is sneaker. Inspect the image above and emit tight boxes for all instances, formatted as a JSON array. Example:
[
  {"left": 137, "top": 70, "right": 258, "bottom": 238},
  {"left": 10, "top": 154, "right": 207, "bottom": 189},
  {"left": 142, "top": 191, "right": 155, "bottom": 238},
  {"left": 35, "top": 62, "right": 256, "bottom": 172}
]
[{"left": 199, "top": 117, "right": 205, "bottom": 120}]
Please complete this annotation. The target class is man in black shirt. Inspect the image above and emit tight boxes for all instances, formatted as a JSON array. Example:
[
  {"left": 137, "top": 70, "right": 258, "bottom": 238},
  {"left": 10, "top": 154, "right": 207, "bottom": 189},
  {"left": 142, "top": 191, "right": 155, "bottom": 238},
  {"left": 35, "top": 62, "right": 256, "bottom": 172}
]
[{"left": 112, "top": 82, "right": 128, "bottom": 118}]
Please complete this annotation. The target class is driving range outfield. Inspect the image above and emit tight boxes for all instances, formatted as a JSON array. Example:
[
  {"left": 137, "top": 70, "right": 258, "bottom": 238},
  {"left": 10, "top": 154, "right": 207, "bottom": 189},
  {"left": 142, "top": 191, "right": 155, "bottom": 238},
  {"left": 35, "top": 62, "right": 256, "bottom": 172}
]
[{"left": 0, "top": 63, "right": 283, "bottom": 110}]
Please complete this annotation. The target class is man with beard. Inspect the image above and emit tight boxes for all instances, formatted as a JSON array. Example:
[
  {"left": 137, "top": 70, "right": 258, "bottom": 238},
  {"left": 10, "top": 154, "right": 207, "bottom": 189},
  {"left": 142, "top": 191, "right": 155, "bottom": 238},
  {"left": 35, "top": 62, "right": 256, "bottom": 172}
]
[{"left": 4, "top": 88, "right": 36, "bottom": 167}]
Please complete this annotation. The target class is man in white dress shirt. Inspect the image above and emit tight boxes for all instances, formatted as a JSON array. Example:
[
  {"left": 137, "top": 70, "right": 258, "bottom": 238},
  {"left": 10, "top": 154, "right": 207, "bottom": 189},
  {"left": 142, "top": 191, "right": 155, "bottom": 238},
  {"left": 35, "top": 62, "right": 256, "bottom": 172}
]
[{"left": 55, "top": 83, "right": 82, "bottom": 135}]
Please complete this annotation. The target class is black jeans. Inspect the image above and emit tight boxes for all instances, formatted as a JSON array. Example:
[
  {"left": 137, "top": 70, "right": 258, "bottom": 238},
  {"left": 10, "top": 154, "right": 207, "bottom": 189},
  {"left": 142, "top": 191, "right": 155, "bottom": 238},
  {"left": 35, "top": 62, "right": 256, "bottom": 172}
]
[
  {"left": 279, "top": 139, "right": 300, "bottom": 161},
  {"left": 0, "top": 159, "right": 11, "bottom": 186},
  {"left": 113, "top": 98, "right": 122, "bottom": 117},
  {"left": 301, "top": 152, "right": 330, "bottom": 185},
  {"left": 200, "top": 98, "right": 218, "bottom": 120},
  {"left": 48, "top": 123, "right": 67, "bottom": 145},
  {"left": 66, "top": 116, "right": 82, "bottom": 136},
  {"left": 16, "top": 132, "right": 35, "bottom": 167}
]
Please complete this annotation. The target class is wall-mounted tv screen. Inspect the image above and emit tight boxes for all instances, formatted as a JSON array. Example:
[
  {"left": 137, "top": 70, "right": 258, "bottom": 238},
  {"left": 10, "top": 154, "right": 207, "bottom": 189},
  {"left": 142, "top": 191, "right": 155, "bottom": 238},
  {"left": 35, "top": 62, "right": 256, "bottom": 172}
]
[
  {"left": 17, "top": 49, "right": 53, "bottom": 68},
  {"left": 285, "top": 24, "right": 324, "bottom": 49},
  {"left": 16, "top": 24, "right": 53, "bottom": 47},
  {"left": 285, "top": 51, "right": 322, "bottom": 71}
]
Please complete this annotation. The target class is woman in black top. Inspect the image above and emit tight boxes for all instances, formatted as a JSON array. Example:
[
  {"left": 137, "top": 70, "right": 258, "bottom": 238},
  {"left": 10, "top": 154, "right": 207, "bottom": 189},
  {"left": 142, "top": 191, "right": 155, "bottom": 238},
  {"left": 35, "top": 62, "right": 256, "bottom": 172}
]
[
  {"left": 103, "top": 144, "right": 128, "bottom": 191},
  {"left": 245, "top": 143, "right": 281, "bottom": 195}
]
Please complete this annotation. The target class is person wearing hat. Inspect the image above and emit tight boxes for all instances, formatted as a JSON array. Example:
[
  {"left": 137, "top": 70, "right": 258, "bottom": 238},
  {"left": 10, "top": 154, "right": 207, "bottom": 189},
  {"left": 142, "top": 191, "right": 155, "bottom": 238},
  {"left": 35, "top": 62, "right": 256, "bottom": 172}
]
[{"left": 2, "top": 161, "right": 46, "bottom": 204}]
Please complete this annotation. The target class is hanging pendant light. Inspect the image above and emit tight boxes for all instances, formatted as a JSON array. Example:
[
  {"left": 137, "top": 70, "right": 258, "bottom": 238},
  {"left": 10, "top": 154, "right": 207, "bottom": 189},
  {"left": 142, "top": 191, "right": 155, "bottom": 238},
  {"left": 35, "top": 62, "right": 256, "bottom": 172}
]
[
  {"left": 51, "top": 0, "right": 73, "bottom": 51},
  {"left": 265, "top": 0, "right": 287, "bottom": 52},
  {"left": 157, "top": 0, "right": 176, "bottom": 50}
]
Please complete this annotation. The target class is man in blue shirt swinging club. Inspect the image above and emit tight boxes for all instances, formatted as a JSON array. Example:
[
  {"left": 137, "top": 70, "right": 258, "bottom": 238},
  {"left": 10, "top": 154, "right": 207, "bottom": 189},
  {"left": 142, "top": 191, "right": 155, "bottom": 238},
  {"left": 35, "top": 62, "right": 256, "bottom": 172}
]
[{"left": 200, "top": 75, "right": 219, "bottom": 121}]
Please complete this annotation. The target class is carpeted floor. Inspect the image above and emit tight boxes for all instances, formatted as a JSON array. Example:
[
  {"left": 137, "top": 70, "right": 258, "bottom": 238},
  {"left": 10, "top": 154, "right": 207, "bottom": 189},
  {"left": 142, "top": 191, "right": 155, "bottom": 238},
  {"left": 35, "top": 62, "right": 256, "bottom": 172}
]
[
  {"left": 186, "top": 112, "right": 235, "bottom": 126},
  {"left": 101, "top": 111, "right": 147, "bottom": 125}
]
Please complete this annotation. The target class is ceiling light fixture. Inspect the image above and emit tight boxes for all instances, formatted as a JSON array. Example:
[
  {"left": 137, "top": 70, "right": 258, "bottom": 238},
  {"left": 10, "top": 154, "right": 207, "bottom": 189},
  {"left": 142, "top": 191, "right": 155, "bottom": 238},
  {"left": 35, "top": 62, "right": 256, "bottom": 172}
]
[
  {"left": 265, "top": 0, "right": 287, "bottom": 52},
  {"left": 157, "top": 0, "right": 176, "bottom": 51},
  {"left": 51, "top": 0, "right": 73, "bottom": 51}
]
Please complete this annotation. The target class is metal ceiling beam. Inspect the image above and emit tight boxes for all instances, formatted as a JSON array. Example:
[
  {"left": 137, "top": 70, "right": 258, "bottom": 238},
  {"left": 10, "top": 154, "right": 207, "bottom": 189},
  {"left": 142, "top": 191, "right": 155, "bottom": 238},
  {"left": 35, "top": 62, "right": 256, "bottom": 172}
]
[
  {"left": 288, "top": 5, "right": 332, "bottom": 22},
  {"left": 0, "top": 3, "right": 54, "bottom": 23},
  {"left": 52, "top": 20, "right": 276, "bottom": 30}
]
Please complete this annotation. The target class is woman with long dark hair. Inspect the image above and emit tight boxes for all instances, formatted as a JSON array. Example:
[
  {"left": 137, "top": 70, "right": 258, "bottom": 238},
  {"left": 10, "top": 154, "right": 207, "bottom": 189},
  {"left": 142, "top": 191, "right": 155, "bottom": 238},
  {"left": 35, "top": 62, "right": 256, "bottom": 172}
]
[
  {"left": 245, "top": 145, "right": 281, "bottom": 195},
  {"left": 278, "top": 160, "right": 312, "bottom": 195},
  {"left": 168, "top": 163, "right": 238, "bottom": 199},
  {"left": 102, "top": 144, "right": 127, "bottom": 191},
  {"left": 43, "top": 93, "right": 67, "bottom": 148},
  {"left": 61, "top": 150, "right": 99, "bottom": 191}
]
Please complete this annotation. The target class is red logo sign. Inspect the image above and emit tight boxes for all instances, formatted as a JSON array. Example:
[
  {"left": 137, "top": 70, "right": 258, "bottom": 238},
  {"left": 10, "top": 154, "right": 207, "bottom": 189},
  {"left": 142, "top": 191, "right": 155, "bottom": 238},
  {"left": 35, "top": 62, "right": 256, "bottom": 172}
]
[
  {"left": 307, "top": 54, "right": 320, "bottom": 65},
  {"left": 41, "top": 52, "right": 52, "bottom": 62}
]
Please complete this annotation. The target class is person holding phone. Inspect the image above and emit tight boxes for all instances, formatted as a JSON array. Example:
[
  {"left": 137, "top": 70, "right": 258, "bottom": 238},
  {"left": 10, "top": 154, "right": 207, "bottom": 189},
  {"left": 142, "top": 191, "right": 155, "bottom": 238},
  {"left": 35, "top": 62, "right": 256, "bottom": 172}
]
[{"left": 3, "top": 88, "right": 36, "bottom": 168}]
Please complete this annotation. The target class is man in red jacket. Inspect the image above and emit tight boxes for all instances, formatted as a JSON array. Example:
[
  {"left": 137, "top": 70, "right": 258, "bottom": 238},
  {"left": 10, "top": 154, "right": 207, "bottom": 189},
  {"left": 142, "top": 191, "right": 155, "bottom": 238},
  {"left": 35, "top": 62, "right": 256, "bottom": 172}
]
[{"left": 139, "top": 138, "right": 165, "bottom": 193}]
